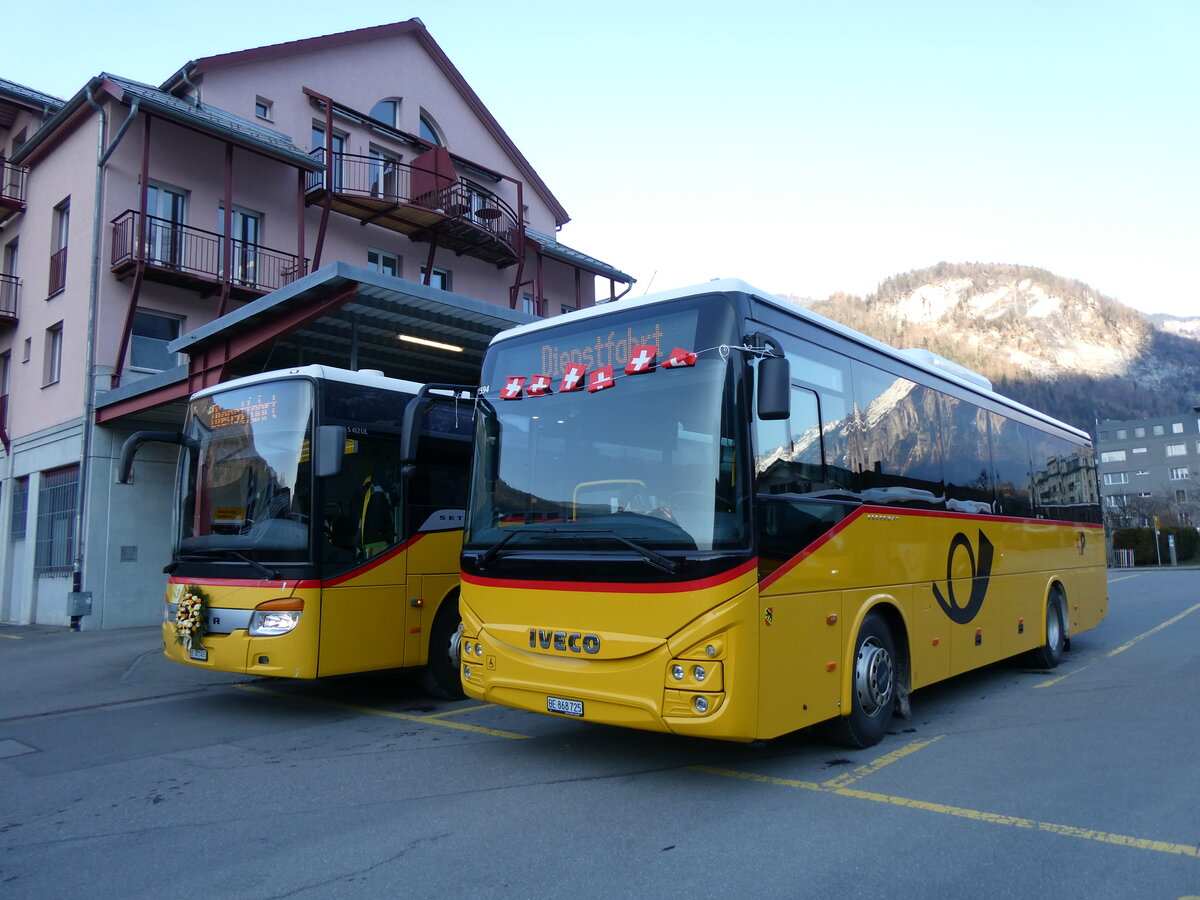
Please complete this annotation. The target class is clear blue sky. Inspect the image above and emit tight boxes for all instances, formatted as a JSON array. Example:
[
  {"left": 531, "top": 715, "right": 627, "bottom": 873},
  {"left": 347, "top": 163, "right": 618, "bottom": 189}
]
[{"left": 9, "top": 0, "right": 1198, "bottom": 317}]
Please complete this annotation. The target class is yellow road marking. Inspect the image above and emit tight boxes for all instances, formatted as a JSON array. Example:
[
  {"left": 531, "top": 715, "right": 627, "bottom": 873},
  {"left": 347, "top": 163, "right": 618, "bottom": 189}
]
[
  {"left": 1107, "top": 574, "right": 1140, "bottom": 584},
  {"left": 1038, "top": 600, "right": 1200, "bottom": 688},
  {"left": 696, "top": 758, "right": 1200, "bottom": 859},
  {"left": 421, "top": 703, "right": 494, "bottom": 719},
  {"left": 235, "top": 684, "right": 530, "bottom": 739},
  {"left": 822, "top": 735, "right": 944, "bottom": 788},
  {"left": 0, "top": 633, "right": 21, "bottom": 640}
]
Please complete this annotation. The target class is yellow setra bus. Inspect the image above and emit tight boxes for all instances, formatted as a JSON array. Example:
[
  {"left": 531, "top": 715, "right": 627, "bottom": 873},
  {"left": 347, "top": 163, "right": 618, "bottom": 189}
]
[
  {"left": 121, "top": 365, "right": 473, "bottom": 697},
  {"left": 457, "top": 279, "right": 1106, "bottom": 745}
]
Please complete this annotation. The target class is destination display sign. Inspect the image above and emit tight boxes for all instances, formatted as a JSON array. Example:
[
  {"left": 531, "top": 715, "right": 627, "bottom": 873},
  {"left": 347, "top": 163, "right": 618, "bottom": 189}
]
[
  {"left": 208, "top": 392, "right": 280, "bottom": 430},
  {"left": 488, "top": 304, "right": 705, "bottom": 391}
]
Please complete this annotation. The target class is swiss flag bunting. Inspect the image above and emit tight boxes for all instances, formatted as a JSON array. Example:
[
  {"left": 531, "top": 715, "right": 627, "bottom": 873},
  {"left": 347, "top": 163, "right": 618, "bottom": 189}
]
[
  {"left": 625, "top": 345, "right": 657, "bottom": 375},
  {"left": 500, "top": 376, "right": 525, "bottom": 400},
  {"left": 587, "top": 365, "right": 615, "bottom": 392},
  {"left": 662, "top": 347, "right": 697, "bottom": 368},
  {"left": 503, "top": 348, "right": 698, "bottom": 400},
  {"left": 559, "top": 363, "right": 587, "bottom": 392}
]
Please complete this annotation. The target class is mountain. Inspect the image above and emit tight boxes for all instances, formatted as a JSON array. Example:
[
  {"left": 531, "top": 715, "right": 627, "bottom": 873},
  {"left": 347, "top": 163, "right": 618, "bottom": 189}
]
[{"left": 789, "top": 262, "right": 1200, "bottom": 433}]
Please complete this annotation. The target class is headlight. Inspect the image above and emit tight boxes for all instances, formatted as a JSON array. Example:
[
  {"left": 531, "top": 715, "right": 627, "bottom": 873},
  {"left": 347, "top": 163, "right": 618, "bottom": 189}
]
[
  {"left": 693, "top": 665, "right": 706, "bottom": 682},
  {"left": 693, "top": 696, "right": 710, "bottom": 713},
  {"left": 672, "top": 664, "right": 685, "bottom": 681},
  {"left": 248, "top": 610, "right": 301, "bottom": 636}
]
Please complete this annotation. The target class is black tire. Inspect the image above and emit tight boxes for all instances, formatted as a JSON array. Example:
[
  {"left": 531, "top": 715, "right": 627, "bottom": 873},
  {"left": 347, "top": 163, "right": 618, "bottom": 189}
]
[
  {"left": 823, "top": 611, "right": 897, "bottom": 749},
  {"left": 419, "top": 597, "right": 465, "bottom": 700},
  {"left": 1026, "top": 588, "right": 1066, "bottom": 669}
]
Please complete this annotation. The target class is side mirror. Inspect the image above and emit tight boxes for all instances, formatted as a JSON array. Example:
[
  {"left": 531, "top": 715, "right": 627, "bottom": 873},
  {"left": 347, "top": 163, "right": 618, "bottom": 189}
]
[
  {"left": 314, "top": 425, "right": 347, "bottom": 478},
  {"left": 400, "top": 383, "right": 475, "bottom": 478},
  {"left": 118, "top": 431, "right": 186, "bottom": 484},
  {"left": 757, "top": 356, "right": 790, "bottom": 420}
]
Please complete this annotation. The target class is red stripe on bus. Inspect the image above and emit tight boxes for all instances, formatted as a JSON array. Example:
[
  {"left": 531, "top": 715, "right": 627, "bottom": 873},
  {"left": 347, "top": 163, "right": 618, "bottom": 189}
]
[
  {"left": 463, "top": 557, "right": 758, "bottom": 594},
  {"left": 758, "top": 505, "right": 1104, "bottom": 592}
]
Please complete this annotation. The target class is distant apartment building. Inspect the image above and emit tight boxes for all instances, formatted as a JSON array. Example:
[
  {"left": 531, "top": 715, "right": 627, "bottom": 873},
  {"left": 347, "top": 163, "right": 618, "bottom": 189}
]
[
  {"left": 1095, "top": 410, "right": 1200, "bottom": 527},
  {"left": 0, "top": 20, "right": 631, "bottom": 628}
]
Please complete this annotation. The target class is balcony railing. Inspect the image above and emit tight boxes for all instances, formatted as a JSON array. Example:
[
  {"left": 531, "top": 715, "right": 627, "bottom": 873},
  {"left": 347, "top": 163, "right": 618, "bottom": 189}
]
[
  {"left": 48, "top": 246, "right": 67, "bottom": 296},
  {"left": 305, "top": 149, "right": 521, "bottom": 266},
  {"left": 0, "top": 161, "right": 26, "bottom": 223},
  {"left": 110, "top": 210, "right": 307, "bottom": 295},
  {"left": 0, "top": 273, "right": 18, "bottom": 322}
]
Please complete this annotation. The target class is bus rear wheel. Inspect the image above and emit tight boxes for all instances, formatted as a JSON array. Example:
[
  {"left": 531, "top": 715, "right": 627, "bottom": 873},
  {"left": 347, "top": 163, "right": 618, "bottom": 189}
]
[
  {"left": 823, "top": 611, "right": 896, "bottom": 749},
  {"left": 1026, "top": 588, "right": 1066, "bottom": 669},
  {"left": 420, "top": 599, "right": 466, "bottom": 700}
]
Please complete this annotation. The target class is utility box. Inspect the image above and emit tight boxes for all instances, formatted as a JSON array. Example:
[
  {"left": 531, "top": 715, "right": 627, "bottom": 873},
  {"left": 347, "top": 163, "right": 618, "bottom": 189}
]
[{"left": 67, "top": 592, "right": 93, "bottom": 617}]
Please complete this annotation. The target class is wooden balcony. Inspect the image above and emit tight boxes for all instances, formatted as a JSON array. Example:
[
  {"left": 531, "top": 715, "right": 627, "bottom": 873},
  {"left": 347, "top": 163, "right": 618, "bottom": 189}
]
[
  {"left": 0, "top": 272, "right": 17, "bottom": 325},
  {"left": 0, "top": 160, "right": 26, "bottom": 225},
  {"left": 304, "top": 148, "right": 521, "bottom": 268},
  {"left": 110, "top": 211, "right": 307, "bottom": 298}
]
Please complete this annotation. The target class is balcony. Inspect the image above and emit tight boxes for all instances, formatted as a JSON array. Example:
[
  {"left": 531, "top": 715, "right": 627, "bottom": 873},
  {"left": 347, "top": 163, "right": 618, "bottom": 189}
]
[
  {"left": 0, "top": 161, "right": 26, "bottom": 224},
  {"left": 110, "top": 211, "right": 307, "bottom": 298},
  {"left": 304, "top": 148, "right": 521, "bottom": 267},
  {"left": 0, "top": 272, "right": 17, "bottom": 324}
]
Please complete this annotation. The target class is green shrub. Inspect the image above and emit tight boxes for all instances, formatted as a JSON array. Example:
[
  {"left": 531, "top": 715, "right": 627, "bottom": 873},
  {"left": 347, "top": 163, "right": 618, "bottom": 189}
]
[{"left": 1112, "top": 526, "right": 1199, "bottom": 564}]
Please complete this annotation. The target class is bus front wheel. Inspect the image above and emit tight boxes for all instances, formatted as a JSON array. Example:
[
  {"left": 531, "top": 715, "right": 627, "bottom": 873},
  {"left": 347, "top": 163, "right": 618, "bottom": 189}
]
[
  {"left": 824, "top": 611, "right": 896, "bottom": 749},
  {"left": 420, "top": 599, "right": 466, "bottom": 700},
  {"left": 1026, "top": 588, "right": 1066, "bottom": 669}
]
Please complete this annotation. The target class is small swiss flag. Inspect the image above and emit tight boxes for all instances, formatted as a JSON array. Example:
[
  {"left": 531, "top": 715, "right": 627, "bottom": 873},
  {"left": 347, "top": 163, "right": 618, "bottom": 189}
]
[
  {"left": 662, "top": 347, "right": 697, "bottom": 368},
  {"left": 587, "top": 365, "right": 615, "bottom": 392},
  {"left": 559, "top": 363, "right": 587, "bottom": 392},
  {"left": 500, "top": 376, "right": 525, "bottom": 399},
  {"left": 625, "top": 345, "right": 657, "bottom": 375},
  {"left": 527, "top": 374, "right": 553, "bottom": 396}
]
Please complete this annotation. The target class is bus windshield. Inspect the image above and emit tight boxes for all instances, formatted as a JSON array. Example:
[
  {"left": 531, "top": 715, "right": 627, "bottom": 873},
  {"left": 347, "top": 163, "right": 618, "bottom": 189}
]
[
  {"left": 176, "top": 379, "right": 313, "bottom": 562},
  {"left": 466, "top": 295, "right": 749, "bottom": 555}
]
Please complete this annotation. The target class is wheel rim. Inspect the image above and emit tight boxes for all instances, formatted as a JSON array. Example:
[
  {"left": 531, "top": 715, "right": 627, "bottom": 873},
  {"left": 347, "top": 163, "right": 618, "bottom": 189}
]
[
  {"left": 447, "top": 624, "right": 464, "bottom": 668},
  {"left": 855, "top": 637, "right": 894, "bottom": 718},
  {"left": 1047, "top": 602, "right": 1062, "bottom": 649}
]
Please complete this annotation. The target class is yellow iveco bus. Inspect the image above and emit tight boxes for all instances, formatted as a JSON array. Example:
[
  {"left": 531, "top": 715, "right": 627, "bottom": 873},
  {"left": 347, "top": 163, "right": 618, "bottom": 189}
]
[
  {"left": 457, "top": 279, "right": 1106, "bottom": 745},
  {"left": 120, "top": 365, "right": 473, "bottom": 697}
]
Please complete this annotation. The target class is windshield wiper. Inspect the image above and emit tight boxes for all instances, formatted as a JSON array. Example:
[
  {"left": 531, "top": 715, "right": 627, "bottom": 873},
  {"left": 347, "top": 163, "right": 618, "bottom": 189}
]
[
  {"left": 168, "top": 549, "right": 281, "bottom": 581},
  {"left": 475, "top": 526, "right": 679, "bottom": 574}
]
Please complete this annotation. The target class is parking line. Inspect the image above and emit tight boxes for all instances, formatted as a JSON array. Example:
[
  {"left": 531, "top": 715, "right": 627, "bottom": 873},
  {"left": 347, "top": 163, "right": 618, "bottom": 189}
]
[
  {"left": 694, "top": 758, "right": 1200, "bottom": 859},
  {"left": 1037, "top": 600, "right": 1200, "bottom": 688},
  {"left": 234, "top": 684, "right": 531, "bottom": 739},
  {"left": 422, "top": 703, "right": 494, "bottom": 719},
  {"left": 822, "top": 735, "right": 944, "bottom": 788}
]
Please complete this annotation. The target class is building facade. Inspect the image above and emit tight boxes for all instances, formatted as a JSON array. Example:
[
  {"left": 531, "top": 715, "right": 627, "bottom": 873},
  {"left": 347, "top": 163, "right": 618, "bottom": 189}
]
[
  {"left": 1095, "top": 410, "right": 1200, "bottom": 528},
  {"left": 0, "top": 21, "right": 631, "bottom": 628}
]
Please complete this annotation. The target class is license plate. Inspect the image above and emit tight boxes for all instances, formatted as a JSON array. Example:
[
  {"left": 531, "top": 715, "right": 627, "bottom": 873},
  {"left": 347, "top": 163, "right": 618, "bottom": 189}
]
[
  {"left": 188, "top": 647, "right": 209, "bottom": 662},
  {"left": 547, "top": 696, "right": 583, "bottom": 717}
]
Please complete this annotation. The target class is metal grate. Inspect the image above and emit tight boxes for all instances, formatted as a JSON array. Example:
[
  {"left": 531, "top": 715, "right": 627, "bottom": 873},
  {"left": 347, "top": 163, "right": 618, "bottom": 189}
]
[
  {"left": 10, "top": 476, "right": 27, "bottom": 541},
  {"left": 34, "top": 466, "right": 77, "bottom": 575}
]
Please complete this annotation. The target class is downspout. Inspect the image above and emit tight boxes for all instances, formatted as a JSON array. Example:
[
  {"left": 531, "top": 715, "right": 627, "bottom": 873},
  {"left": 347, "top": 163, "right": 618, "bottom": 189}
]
[{"left": 74, "top": 86, "right": 139, "bottom": 630}]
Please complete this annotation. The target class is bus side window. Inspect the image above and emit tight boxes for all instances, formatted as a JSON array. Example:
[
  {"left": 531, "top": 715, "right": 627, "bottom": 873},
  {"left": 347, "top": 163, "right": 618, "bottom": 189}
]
[
  {"left": 989, "top": 412, "right": 1035, "bottom": 518},
  {"left": 851, "top": 363, "right": 945, "bottom": 509},
  {"left": 940, "top": 394, "right": 995, "bottom": 514}
]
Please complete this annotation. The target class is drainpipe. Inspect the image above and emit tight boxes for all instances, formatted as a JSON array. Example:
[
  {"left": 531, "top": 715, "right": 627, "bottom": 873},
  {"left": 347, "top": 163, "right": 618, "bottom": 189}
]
[{"left": 71, "top": 86, "right": 139, "bottom": 630}]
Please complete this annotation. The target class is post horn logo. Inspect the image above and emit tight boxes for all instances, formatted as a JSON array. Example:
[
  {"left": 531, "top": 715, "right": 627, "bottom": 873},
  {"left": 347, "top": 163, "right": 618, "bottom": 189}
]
[{"left": 932, "top": 530, "right": 994, "bottom": 625}]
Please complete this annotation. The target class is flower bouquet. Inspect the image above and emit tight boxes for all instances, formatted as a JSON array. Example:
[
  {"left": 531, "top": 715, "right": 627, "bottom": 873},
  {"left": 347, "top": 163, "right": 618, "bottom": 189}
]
[{"left": 174, "top": 585, "right": 209, "bottom": 652}]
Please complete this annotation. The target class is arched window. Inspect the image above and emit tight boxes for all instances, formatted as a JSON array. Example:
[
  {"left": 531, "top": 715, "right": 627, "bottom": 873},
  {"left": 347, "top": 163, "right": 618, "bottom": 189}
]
[
  {"left": 419, "top": 110, "right": 444, "bottom": 147},
  {"left": 370, "top": 99, "right": 400, "bottom": 127}
]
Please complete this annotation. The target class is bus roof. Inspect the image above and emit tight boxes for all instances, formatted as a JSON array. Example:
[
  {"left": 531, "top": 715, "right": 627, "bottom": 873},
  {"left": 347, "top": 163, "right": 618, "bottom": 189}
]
[
  {"left": 190, "top": 365, "right": 426, "bottom": 401},
  {"left": 489, "top": 278, "right": 1091, "bottom": 443}
]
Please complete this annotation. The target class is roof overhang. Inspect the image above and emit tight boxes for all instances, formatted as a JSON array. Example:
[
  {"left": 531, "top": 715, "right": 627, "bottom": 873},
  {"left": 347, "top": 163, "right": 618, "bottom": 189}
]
[{"left": 96, "top": 263, "right": 534, "bottom": 424}]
